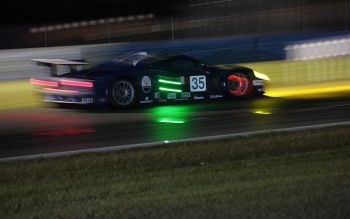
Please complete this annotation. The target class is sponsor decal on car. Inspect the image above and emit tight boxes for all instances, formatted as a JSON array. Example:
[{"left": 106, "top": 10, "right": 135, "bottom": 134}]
[
  {"left": 253, "top": 80, "right": 264, "bottom": 86},
  {"left": 181, "top": 92, "right": 191, "bottom": 99},
  {"left": 167, "top": 93, "right": 177, "bottom": 99},
  {"left": 141, "top": 76, "right": 152, "bottom": 93},
  {"left": 180, "top": 76, "right": 185, "bottom": 84},
  {"left": 209, "top": 94, "right": 223, "bottom": 99},
  {"left": 82, "top": 97, "right": 94, "bottom": 104},
  {"left": 194, "top": 96, "right": 205, "bottom": 100},
  {"left": 140, "top": 96, "right": 153, "bottom": 104},
  {"left": 154, "top": 92, "right": 160, "bottom": 99}
]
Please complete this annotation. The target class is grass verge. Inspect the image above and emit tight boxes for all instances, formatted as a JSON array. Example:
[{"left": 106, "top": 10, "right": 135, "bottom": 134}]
[{"left": 1, "top": 126, "right": 350, "bottom": 218}]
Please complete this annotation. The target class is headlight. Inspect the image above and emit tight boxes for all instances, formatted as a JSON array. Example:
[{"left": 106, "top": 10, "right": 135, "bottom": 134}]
[{"left": 254, "top": 71, "right": 271, "bottom": 81}]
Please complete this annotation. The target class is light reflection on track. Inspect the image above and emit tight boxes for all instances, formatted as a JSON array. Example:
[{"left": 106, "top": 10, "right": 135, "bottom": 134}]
[{"left": 1, "top": 96, "right": 350, "bottom": 159}]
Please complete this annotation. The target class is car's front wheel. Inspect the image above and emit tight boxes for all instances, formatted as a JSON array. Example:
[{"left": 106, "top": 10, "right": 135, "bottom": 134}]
[
  {"left": 227, "top": 73, "right": 253, "bottom": 97},
  {"left": 108, "top": 79, "right": 136, "bottom": 109}
]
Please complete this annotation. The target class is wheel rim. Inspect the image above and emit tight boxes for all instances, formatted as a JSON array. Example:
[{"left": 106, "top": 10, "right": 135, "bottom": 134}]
[{"left": 112, "top": 81, "right": 135, "bottom": 106}]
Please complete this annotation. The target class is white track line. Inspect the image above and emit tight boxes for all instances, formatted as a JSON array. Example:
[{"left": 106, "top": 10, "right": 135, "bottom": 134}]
[
  {"left": 1, "top": 121, "right": 350, "bottom": 162},
  {"left": 291, "top": 103, "right": 350, "bottom": 113}
]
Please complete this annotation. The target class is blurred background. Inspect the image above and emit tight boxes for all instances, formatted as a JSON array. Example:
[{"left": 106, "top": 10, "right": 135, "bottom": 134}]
[
  {"left": 0, "top": 0, "right": 350, "bottom": 159},
  {"left": 0, "top": 0, "right": 349, "bottom": 110},
  {"left": 1, "top": 0, "right": 349, "bottom": 48}
]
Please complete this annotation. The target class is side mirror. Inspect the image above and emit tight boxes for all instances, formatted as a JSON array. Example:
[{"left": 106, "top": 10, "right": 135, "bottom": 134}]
[{"left": 201, "top": 63, "right": 208, "bottom": 70}]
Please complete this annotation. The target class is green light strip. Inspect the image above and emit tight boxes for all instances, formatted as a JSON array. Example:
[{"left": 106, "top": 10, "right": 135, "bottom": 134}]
[
  {"left": 158, "top": 79, "right": 182, "bottom": 85},
  {"left": 159, "top": 87, "right": 182, "bottom": 93}
]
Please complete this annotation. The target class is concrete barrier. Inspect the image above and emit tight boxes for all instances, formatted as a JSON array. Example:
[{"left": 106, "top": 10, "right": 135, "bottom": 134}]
[{"left": 0, "top": 46, "right": 83, "bottom": 80}]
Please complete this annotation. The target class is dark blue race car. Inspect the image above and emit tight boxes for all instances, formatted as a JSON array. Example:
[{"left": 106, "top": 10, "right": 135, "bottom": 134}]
[{"left": 30, "top": 52, "right": 270, "bottom": 109}]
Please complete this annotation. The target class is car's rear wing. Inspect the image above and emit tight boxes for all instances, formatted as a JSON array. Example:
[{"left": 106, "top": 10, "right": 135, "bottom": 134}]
[{"left": 32, "top": 58, "right": 89, "bottom": 77}]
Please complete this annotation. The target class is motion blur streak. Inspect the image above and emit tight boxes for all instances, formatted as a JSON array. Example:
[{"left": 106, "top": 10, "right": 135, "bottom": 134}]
[
  {"left": 60, "top": 79, "right": 94, "bottom": 88},
  {"left": 189, "top": 0, "right": 232, "bottom": 7},
  {"left": 30, "top": 79, "right": 58, "bottom": 87},
  {"left": 286, "top": 37, "right": 350, "bottom": 61},
  {"left": 239, "top": 56, "right": 350, "bottom": 86},
  {"left": 266, "top": 81, "right": 350, "bottom": 98},
  {"left": 254, "top": 110, "right": 271, "bottom": 115},
  {"left": 0, "top": 80, "right": 41, "bottom": 110},
  {"left": 43, "top": 88, "right": 80, "bottom": 93},
  {"left": 237, "top": 55, "right": 350, "bottom": 98},
  {"left": 32, "top": 128, "right": 96, "bottom": 137}
]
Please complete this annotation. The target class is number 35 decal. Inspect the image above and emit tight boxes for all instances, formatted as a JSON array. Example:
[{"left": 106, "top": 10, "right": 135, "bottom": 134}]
[{"left": 190, "top": 75, "right": 206, "bottom": 92}]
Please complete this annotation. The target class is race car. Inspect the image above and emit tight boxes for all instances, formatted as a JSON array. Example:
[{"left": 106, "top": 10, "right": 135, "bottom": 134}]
[{"left": 30, "top": 52, "right": 270, "bottom": 109}]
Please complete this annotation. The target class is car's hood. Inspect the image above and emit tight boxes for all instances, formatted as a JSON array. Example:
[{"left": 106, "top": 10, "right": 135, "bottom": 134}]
[{"left": 208, "top": 64, "right": 251, "bottom": 72}]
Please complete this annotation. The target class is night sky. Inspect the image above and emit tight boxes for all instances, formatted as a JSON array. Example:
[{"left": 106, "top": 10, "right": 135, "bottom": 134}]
[{"left": 1, "top": 0, "right": 179, "bottom": 25}]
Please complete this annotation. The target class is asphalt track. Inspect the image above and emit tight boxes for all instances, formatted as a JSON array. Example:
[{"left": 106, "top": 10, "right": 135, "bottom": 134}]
[{"left": 1, "top": 95, "right": 350, "bottom": 160}]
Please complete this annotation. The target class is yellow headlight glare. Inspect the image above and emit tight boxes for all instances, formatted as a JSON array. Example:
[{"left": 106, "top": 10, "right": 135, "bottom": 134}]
[{"left": 254, "top": 71, "right": 271, "bottom": 81}]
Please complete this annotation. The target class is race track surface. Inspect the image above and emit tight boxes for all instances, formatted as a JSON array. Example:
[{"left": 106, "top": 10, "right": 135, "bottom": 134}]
[{"left": 1, "top": 96, "right": 350, "bottom": 159}]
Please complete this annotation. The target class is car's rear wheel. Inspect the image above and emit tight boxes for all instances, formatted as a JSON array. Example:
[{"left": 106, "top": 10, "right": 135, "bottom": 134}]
[{"left": 108, "top": 79, "right": 136, "bottom": 109}]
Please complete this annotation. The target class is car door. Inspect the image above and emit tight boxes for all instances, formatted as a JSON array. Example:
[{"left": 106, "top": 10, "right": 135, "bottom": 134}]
[
  {"left": 148, "top": 59, "right": 182, "bottom": 101},
  {"left": 173, "top": 57, "right": 208, "bottom": 99},
  {"left": 149, "top": 57, "right": 206, "bottom": 101}
]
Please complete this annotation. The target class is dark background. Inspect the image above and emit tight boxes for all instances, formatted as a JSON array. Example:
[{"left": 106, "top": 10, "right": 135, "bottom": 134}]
[
  {"left": 0, "top": 0, "right": 349, "bottom": 49},
  {"left": 1, "top": 0, "right": 176, "bottom": 24}
]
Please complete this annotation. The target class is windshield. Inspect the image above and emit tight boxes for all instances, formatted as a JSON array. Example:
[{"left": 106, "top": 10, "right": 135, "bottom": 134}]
[{"left": 113, "top": 52, "right": 150, "bottom": 66}]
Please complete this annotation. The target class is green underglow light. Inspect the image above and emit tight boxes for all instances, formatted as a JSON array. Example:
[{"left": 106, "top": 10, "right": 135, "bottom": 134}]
[
  {"left": 159, "top": 119, "right": 185, "bottom": 124},
  {"left": 159, "top": 87, "right": 182, "bottom": 93},
  {"left": 158, "top": 79, "right": 182, "bottom": 85}
]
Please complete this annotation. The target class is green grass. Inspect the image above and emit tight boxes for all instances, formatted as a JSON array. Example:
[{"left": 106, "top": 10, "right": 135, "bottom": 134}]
[{"left": 1, "top": 126, "right": 350, "bottom": 218}]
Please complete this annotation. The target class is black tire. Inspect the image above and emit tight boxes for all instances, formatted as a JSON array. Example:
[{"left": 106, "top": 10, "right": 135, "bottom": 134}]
[{"left": 107, "top": 79, "right": 137, "bottom": 109}]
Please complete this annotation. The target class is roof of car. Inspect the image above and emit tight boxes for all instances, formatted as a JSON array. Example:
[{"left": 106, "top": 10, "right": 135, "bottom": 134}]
[{"left": 113, "top": 52, "right": 183, "bottom": 66}]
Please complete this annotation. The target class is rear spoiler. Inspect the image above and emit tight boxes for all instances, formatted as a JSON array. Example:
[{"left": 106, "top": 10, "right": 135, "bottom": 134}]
[{"left": 32, "top": 59, "right": 89, "bottom": 77}]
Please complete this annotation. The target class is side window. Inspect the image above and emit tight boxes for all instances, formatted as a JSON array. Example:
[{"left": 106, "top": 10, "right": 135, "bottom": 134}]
[
  {"left": 189, "top": 60, "right": 202, "bottom": 71},
  {"left": 150, "top": 61, "right": 170, "bottom": 71},
  {"left": 169, "top": 59, "right": 191, "bottom": 69},
  {"left": 169, "top": 58, "right": 202, "bottom": 71},
  {"left": 150, "top": 58, "right": 202, "bottom": 73}
]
